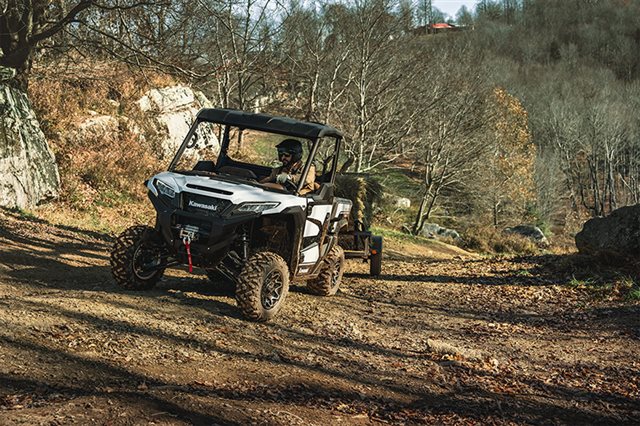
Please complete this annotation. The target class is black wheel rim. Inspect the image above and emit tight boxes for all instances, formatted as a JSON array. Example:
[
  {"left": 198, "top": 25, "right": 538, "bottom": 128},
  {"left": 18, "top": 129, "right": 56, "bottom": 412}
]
[
  {"left": 132, "top": 246, "right": 161, "bottom": 280},
  {"left": 261, "top": 270, "right": 284, "bottom": 310}
]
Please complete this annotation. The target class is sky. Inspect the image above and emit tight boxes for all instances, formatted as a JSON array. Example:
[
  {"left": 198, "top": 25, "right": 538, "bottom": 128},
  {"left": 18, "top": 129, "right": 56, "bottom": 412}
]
[{"left": 432, "top": 0, "right": 477, "bottom": 19}]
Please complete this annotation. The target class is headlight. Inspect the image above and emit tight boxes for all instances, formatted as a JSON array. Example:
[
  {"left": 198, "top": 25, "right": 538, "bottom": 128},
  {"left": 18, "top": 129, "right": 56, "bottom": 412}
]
[
  {"left": 155, "top": 179, "right": 176, "bottom": 199},
  {"left": 233, "top": 202, "right": 280, "bottom": 214}
]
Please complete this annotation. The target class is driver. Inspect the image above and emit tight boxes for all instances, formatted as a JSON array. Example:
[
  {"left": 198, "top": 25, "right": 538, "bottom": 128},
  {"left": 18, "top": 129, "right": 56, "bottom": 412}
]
[{"left": 260, "top": 139, "right": 316, "bottom": 195}]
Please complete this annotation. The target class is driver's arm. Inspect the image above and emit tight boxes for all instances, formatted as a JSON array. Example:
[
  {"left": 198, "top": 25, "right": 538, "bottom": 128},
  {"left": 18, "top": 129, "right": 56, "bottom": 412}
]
[{"left": 260, "top": 168, "right": 278, "bottom": 183}]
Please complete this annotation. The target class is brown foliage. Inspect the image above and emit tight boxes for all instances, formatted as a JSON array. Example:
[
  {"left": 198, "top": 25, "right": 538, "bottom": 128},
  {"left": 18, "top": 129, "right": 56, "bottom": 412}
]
[
  {"left": 485, "top": 87, "right": 536, "bottom": 226},
  {"left": 463, "top": 225, "right": 539, "bottom": 255},
  {"left": 28, "top": 59, "right": 175, "bottom": 208}
]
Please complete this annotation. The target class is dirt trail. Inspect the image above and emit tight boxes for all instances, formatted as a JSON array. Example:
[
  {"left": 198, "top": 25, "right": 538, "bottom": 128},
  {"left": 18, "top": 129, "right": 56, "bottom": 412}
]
[{"left": 0, "top": 209, "right": 638, "bottom": 425}]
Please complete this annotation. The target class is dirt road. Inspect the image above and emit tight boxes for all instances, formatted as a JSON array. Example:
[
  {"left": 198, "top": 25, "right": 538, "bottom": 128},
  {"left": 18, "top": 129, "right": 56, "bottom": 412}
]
[{"left": 0, "top": 209, "right": 638, "bottom": 425}]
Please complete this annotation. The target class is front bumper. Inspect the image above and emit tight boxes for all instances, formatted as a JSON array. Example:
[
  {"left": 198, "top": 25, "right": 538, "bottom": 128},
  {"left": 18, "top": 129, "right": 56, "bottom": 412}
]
[{"left": 149, "top": 191, "right": 257, "bottom": 268}]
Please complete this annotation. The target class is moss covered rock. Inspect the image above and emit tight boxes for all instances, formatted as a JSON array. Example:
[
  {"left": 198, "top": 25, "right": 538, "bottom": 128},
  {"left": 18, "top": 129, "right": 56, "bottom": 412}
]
[{"left": 0, "top": 67, "right": 60, "bottom": 208}]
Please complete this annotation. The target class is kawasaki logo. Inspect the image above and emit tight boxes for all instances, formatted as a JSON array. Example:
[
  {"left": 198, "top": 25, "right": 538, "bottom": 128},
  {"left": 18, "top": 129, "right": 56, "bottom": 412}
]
[{"left": 188, "top": 200, "right": 218, "bottom": 211}]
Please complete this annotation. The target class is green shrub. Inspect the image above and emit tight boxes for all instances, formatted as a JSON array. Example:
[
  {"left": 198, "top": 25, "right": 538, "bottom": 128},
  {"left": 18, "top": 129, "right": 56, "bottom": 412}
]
[{"left": 628, "top": 287, "right": 640, "bottom": 301}]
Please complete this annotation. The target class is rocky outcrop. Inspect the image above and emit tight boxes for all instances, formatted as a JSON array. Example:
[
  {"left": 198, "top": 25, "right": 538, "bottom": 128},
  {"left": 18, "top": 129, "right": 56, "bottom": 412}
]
[
  {"left": 504, "top": 225, "right": 549, "bottom": 246},
  {"left": 383, "top": 193, "right": 411, "bottom": 209},
  {"left": 575, "top": 204, "right": 640, "bottom": 259},
  {"left": 393, "top": 196, "right": 411, "bottom": 209},
  {"left": 0, "top": 67, "right": 60, "bottom": 208},
  {"left": 420, "top": 223, "right": 461, "bottom": 241},
  {"left": 137, "top": 85, "right": 218, "bottom": 158},
  {"left": 66, "top": 112, "right": 141, "bottom": 145}
]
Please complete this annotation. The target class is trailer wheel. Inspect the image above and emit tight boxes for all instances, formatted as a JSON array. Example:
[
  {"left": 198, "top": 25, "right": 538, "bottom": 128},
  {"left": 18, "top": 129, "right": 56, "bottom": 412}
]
[
  {"left": 111, "top": 225, "right": 165, "bottom": 290},
  {"left": 370, "top": 235, "right": 383, "bottom": 276},
  {"left": 235, "top": 252, "right": 289, "bottom": 322},
  {"left": 308, "top": 245, "right": 345, "bottom": 296}
]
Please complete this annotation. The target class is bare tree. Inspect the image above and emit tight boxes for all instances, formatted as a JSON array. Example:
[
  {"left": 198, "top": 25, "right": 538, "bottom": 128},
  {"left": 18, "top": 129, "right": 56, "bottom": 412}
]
[
  {"left": 0, "top": 0, "right": 95, "bottom": 89},
  {"left": 337, "top": 0, "right": 416, "bottom": 172},
  {"left": 278, "top": 2, "right": 355, "bottom": 122},
  {"left": 409, "top": 42, "right": 490, "bottom": 233}
]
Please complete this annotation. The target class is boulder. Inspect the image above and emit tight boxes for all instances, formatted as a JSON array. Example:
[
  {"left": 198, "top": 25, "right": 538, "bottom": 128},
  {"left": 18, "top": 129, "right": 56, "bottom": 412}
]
[
  {"left": 66, "top": 113, "right": 142, "bottom": 144},
  {"left": 575, "top": 204, "right": 640, "bottom": 259},
  {"left": 137, "top": 85, "right": 218, "bottom": 158},
  {"left": 0, "top": 68, "right": 60, "bottom": 208},
  {"left": 72, "top": 114, "right": 120, "bottom": 140},
  {"left": 393, "top": 197, "right": 411, "bottom": 209},
  {"left": 504, "top": 225, "right": 549, "bottom": 246},
  {"left": 0, "top": 67, "right": 17, "bottom": 81},
  {"left": 420, "top": 223, "right": 461, "bottom": 241}
]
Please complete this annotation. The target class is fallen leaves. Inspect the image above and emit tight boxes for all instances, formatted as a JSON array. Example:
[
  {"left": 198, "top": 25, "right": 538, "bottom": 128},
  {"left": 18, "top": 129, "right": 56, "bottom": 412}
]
[{"left": 1, "top": 209, "right": 639, "bottom": 424}]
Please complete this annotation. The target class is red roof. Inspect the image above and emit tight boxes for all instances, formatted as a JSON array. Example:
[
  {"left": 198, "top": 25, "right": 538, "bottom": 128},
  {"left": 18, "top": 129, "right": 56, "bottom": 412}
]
[{"left": 431, "top": 23, "right": 454, "bottom": 29}]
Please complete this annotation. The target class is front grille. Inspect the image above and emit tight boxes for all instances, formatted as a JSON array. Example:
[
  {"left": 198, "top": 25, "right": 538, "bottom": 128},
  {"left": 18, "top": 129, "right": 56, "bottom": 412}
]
[
  {"left": 182, "top": 192, "right": 232, "bottom": 217},
  {"left": 186, "top": 184, "right": 233, "bottom": 196}
]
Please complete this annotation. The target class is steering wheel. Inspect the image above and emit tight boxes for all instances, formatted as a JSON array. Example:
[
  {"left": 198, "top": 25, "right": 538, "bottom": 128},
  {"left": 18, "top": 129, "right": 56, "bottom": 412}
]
[
  {"left": 282, "top": 178, "right": 297, "bottom": 192},
  {"left": 261, "top": 182, "right": 286, "bottom": 191}
]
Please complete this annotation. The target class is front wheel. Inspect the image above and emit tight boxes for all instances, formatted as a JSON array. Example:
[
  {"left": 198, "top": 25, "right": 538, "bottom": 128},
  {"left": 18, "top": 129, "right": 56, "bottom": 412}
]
[
  {"left": 235, "top": 252, "right": 289, "bottom": 322},
  {"left": 110, "top": 225, "right": 165, "bottom": 290},
  {"left": 308, "top": 245, "right": 345, "bottom": 296}
]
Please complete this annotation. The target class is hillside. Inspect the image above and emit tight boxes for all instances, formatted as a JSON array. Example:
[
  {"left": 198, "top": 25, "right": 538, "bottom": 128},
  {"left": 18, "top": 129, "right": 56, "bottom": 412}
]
[
  {"left": 1, "top": 1, "right": 640, "bottom": 424},
  {"left": 0, "top": 208, "right": 638, "bottom": 425}
]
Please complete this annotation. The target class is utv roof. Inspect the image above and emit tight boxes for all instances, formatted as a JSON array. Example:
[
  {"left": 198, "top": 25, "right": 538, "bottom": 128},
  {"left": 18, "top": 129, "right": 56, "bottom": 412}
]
[{"left": 197, "top": 108, "right": 343, "bottom": 139}]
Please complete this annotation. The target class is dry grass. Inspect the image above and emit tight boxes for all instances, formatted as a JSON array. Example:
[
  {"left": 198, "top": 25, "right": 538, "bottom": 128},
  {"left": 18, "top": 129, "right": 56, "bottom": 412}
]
[
  {"left": 30, "top": 58, "right": 175, "bottom": 138},
  {"left": 28, "top": 58, "right": 173, "bottom": 212},
  {"left": 35, "top": 200, "right": 156, "bottom": 236},
  {"left": 463, "top": 225, "right": 540, "bottom": 255}
]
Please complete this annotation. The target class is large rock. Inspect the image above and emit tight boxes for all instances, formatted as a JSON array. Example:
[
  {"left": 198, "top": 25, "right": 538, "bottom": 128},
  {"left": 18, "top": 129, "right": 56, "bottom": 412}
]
[
  {"left": 504, "top": 225, "right": 549, "bottom": 246},
  {"left": 66, "top": 112, "right": 141, "bottom": 145},
  {"left": 393, "top": 196, "right": 411, "bottom": 209},
  {"left": 575, "top": 204, "right": 640, "bottom": 259},
  {"left": 0, "top": 68, "right": 60, "bottom": 208},
  {"left": 137, "top": 85, "right": 218, "bottom": 158},
  {"left": 69, "top": 113, "right": 119, "bottom": 141},
  {"left": 420, "top": 223, "right": 461, "bottom": 241}
]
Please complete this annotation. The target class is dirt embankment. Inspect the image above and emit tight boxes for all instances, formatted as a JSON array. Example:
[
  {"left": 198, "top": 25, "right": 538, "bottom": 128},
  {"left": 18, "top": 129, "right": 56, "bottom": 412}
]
[{"left": 0, "top": 209, "right": 638, "bottom": 425}]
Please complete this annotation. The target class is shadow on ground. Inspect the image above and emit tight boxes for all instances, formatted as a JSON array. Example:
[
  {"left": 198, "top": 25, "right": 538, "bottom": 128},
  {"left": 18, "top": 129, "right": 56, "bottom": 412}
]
[{"left": 1, "top": 209, "right": 638, "bottom": 424}]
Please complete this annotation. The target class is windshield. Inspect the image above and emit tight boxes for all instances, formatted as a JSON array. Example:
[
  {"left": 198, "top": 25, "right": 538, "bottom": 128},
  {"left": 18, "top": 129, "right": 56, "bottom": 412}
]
[
  {"left": 169, "top": 121, "right": 223, "bottom": 172},
  {"left": 169, "top": 120, "right": 340, "bottom": 190}
]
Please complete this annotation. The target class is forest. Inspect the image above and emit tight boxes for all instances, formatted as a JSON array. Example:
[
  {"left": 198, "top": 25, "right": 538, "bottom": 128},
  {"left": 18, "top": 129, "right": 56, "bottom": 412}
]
[
  {"left": 2, "top": 0, "right": 640, "bottom": 236},
  {"left": 2, "top": 2, "right": 640, "bottom": 424}
]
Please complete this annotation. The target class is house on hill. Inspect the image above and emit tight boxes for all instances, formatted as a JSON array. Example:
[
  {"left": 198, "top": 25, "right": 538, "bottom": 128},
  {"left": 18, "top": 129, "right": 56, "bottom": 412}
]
[
  {"left": 413, "top": 22, "right": 465, "bottom": 35},
  {"left": 431, "top": 23, "right": 457, "bottom": 32}
]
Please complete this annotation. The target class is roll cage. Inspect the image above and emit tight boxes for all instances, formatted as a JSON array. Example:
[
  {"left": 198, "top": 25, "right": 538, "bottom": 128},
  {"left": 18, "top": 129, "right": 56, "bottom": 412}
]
[{"left": 168, "top": 108, "right": 344, "bottom": 196}]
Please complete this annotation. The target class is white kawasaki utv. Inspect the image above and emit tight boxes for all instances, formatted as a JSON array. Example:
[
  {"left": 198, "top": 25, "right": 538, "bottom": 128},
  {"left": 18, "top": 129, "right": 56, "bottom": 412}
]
[{"left": 110, "top": 108, "right": 355, "bottom": 322}]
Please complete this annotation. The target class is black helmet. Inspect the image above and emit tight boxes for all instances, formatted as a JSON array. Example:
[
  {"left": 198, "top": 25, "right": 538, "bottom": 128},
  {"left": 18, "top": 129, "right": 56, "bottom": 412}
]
[{"left": 276, "top": 139, "right": 303, "bottom": 162}]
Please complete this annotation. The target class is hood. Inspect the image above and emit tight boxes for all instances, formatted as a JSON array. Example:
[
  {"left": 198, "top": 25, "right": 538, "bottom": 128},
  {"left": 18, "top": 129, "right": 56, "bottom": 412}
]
[{"left": 148, "top": 171, "right": 307, "bottom": 214}]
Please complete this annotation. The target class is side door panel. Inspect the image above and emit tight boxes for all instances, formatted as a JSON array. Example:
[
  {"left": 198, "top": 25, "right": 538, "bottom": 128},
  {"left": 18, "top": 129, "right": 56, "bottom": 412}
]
[{"left": 297, "top": 202, "right": 333, "bottom": 274}]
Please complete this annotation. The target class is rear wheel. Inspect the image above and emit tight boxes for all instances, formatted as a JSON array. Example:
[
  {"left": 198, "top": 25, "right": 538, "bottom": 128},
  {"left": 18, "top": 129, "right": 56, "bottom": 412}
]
[
  {"left": 369, "top": 235, "right": 383, "bottom": 276},
  {"left": 235, "top": 252, "right": 289, "bottom": 322},
  {"left": 308, "top": 245, "right": 345, "bottom": 296},
  {"left": 111, "top": 226, "right": 165, "bottom": 290}
]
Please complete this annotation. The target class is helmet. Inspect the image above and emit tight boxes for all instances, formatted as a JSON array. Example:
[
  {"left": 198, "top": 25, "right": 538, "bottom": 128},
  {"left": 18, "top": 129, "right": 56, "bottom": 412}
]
[{"left": 276, "top": 139, "right": 303, "bottom": 163}]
